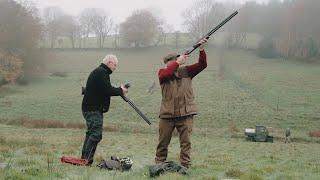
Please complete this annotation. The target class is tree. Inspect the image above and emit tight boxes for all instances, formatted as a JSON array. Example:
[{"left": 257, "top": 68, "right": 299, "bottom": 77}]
[
  {"left": 0, "top": 0, "right": 43, "bottom": 83},
  {"left": 274, "top": 0, "right": 320, "bottom": 58},
  {"left": 0, "top": 0, "right": 42, "bottom": 50},
  {"left": 42, "top": 6, "right": 64, "bottom": 48},
  {"left": 146, "top": 7, "right": 166, "bottom": 46},
  {"left": 112, "top": 24, "right": 120, "bottom": 48},
  {"left": 90, "top": 9, "right": 113, "bottom": 48},
  {"left": 257, "top": 36, "right": 277, "bottom": 58},
  {"left": 78, "top": 8, "right": 95, "bottom": 48},
  {"left": 183, "top": 0, "right": 227, "bottom": 41},
  {"left": 120, "top": 10, "right": 161, "bottom": 47},
  {"left": 60, "top": 15, "right": 80, "bottom": 48}
]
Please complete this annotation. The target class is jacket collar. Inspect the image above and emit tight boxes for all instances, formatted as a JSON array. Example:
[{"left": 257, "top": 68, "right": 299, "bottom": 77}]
[{"left": 100, "top": 63, "right": 112, "bottom": 74}]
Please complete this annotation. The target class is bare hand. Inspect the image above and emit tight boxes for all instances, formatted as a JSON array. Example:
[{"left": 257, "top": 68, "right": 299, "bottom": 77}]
[
  {"left": 199, "top": 38, "right": 208, "bottom": 50},
  {"left": 120, "top": 84, "right": 128, "bottom": 95},
  {"left": 176, "top": 55, "right": 188, "bottom": 65}
]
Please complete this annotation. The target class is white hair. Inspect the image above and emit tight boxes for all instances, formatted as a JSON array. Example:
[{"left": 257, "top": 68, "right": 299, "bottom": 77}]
[{"left": 102, "top": 54, "right": 118, "bottom": 64}]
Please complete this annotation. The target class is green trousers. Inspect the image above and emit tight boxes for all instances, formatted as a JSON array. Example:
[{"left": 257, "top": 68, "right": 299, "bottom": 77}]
[{"left": 81, "top": 111, "right": 103, "bottom": 164}]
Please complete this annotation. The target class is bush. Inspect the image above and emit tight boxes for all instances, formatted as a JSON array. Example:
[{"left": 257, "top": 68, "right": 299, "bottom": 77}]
[
  {"left": 0, "top": 52, "right": 23, "bottom": 83},
  {"left": 16, "top": 75, "right": 29, "bottom": 86},
  {"left": 257, "top": 36, "right": 277, "bottom": 58},
  {"left": 305, "top": 38, "right": 318, "bottom": 58},
  {"left": 0, "top": 79, "right": 9, "bottom": 87},
  {"left": 226, "top": 168, "right": 244, "bottom": 178},
  {"left": 228, "top": 122, "right": 240, "bottom": 134},
  {"left": 309, "top": 130, "right": 320, "bottom": 137}
]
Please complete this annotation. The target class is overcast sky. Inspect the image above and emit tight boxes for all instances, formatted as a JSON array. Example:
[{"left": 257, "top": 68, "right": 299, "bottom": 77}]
[{"left": 32, "top": 0, "right": 270, "bottom": 31}]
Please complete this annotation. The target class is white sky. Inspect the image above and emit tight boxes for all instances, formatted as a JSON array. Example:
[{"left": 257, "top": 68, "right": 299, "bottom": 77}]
[{"left": 32, "top": 0, "right": 270, "bottom": 31}]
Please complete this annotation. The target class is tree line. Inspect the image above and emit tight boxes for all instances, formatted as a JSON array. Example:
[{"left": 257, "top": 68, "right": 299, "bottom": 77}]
[
  {"left": 42, "top": 7, "right": 170, "bottom": 48},
  {"left": 1, "top": 0, "right": 320, "bottom": 85},
  {"left": 40, "top": 0, "right": 320, "bottom": 59}
]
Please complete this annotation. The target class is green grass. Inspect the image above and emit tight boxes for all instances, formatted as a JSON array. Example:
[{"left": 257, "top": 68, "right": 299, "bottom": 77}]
[
  {"left": 0, "top": 125, "right": 319, "bottom": 179},
  {"left": 0, "top": 46, "right": 319, "bottom": 179}
]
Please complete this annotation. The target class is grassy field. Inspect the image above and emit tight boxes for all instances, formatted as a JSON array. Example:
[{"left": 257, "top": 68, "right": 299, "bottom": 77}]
[{"left": 0, "top": 46, "right": 319, "bottom": 179}]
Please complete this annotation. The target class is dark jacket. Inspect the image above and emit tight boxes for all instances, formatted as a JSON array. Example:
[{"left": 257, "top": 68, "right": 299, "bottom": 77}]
[{"left": 82, "top": 63, "right": 123, "bottom": 113}]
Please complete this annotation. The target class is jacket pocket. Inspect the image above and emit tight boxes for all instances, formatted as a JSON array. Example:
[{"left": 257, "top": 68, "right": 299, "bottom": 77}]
[
  {"left": 160, "top": 100, "right": 174, "bottom": 116},
  {"left": 184, "top": 95, "right": 197, "bottom": 113}
]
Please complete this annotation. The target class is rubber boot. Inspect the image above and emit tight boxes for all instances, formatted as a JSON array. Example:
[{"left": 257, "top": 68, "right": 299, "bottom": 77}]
[
  {"left": 83, "top": 137, "right": 99, "bottom": 165},
  {"left": 81, "top": 135, "right": 89, "bottom": 159}
]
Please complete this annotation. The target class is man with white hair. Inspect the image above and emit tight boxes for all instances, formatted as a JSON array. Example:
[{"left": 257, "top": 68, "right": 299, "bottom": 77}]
[{"left": 81, "top": 54, "right": 128, "bottom": 165}]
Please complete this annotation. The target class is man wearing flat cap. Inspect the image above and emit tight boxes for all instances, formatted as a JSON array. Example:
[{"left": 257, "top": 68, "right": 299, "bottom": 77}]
[{"left": 154, "top": 38, "right": 208, "bottom": 168}]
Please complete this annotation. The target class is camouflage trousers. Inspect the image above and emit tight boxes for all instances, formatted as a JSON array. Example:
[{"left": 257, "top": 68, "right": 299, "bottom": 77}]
[
  {"left": 81, "top": 111, "right": 103, "bottom": 164},
  {"left": 83, "top": 111, "right": 103, "bottom": 141},
  {"left": 155, "top": 116, "right": 193, "bottom": 168}
]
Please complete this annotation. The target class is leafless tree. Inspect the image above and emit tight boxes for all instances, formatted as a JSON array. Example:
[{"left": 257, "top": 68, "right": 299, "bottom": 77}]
[
  {"left": 90, "top": 9, "right": 113, "bottom": 48},
  {"left": 236, "top": 0, "right": 320, "bottom": 59},
  {"left": 112, "top": 24, "right": 120, "bottom": 48},
  {"left": 60, "top": 15, "right": 80, "bottom": 48},
  {"left": 183, "top": 0, "right": 227, "bottom": 41},
  {"left": 78, "top": 8, "right": 95, "bottom": 48},
  {"left": 42, "top": 6, "right": 64, "bottom": 48}
]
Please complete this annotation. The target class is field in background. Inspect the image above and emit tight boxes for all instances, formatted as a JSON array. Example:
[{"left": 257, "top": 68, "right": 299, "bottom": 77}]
[
  {"left": 39, "top": 32, "right": 262, "bottom": 50},
  {"left": 0, "top": 46, "right": 319, "bottom": 179}
]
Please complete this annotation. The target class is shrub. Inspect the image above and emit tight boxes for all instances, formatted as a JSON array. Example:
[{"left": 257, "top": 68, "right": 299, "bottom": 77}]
[
  {"left": 257, "top": 36, "right": 277, "bottom": 58},
  {"left": 309, "top": 130, "right": 320, "bottom": 137},
  {"left": 228, "top": 122, "right": 240, "bottom": 134},
  {"left": 16, "top": 75, "right": 29, "bottom": 86},
  {"left": 304, "top": 38, "right": 318, "bottom": 58},
  {"left": 226, "top": 168, "right": 244, "bottom": 178},
  {"left": 0, "top": 52, "right": 23, "bottom": 83}
]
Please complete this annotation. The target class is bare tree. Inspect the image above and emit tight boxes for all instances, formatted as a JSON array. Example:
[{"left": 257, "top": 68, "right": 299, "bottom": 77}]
[
  {"left": 78, "top": 8, "right": 95, "bottom": 48},
  {"left": 112, "top": 24, "right": 120, "bottom": 48},
  {"left": 239, "top": 0, "right": 320, "bottom": 59},
  {"left": 183, "top": 0, "right": 227, "bottom": 41},
  {"left": 120, "top": 10, "right": 161, "bottom": 47},
  {"left": 42, "top": 6, "right": 64, "bottom": 48},
  {"left": 90, "top": 9, "right": 113, "bottom": 48},
  {"left": 60, "top": 15, "right": 80, "bottom": 48}
]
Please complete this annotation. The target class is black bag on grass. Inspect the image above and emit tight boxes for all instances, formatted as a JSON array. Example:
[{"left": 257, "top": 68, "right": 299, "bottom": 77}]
[
  {"left": 149, "top": 161, "right": 188, "bottom": 177},
  {"left": 97, "top": 156, "right": 133, "bottom": 171}
]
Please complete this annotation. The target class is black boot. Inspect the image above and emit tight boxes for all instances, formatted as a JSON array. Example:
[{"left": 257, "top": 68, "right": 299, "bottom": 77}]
[
  {"left": 83, "top": 137, "right": 99, "bottom": 165},
  {"left": 81, "top": 135, "right": 89, "bottom": 159}
]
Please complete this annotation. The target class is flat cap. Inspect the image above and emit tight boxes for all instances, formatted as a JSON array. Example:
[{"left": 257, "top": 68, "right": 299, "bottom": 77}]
[{"left": 163, "top": 52, "right": 178, "bottom": 64}]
